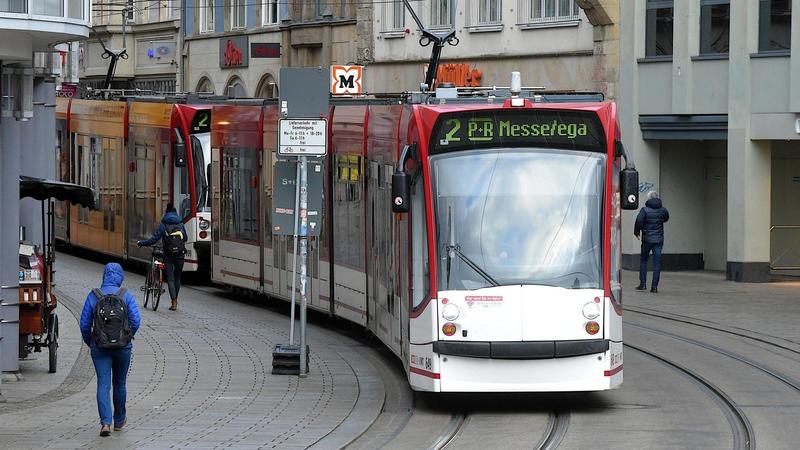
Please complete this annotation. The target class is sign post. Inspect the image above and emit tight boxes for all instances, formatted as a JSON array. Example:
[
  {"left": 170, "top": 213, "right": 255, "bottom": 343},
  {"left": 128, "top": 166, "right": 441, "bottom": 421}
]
[{"left": 271, "top": 67, "right": 328, "bottom": 377}]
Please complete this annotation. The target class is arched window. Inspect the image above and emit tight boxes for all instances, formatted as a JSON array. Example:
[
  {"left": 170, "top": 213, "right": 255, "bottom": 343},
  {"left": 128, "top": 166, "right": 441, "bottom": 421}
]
[
  {"left": 256, "top": 73, "right": 279, "bottom": 99},
  {"left": 225, "top": 76, "right": 247, "bottom": 98},
  {"left": 196, "top": 77, "right": 214, "bottom": 94}
]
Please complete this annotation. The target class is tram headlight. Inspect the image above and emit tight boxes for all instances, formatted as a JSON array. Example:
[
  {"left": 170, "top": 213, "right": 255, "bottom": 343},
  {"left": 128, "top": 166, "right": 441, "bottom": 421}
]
[
  {"left": 199, "top": 218, "right": 210, "bottom": 230},
  {"left": 582, "top": 302, "right": 601, "bottom": 320},
  {"left": 442, "top": 303, "right": 460, "bottom": 321}
]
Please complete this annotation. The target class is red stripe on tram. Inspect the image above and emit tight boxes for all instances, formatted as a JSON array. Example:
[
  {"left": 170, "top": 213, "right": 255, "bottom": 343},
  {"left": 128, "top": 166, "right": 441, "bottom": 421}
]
[
  {"left": 410, "top": 366, "right": 440, "bottom": 379},
  {"left": 604, "top": 365, "right": 623, "bottom": 377}
]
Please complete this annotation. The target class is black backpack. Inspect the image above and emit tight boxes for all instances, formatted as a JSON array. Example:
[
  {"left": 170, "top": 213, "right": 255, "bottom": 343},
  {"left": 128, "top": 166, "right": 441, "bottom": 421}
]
[
  {"left": 163, "top": 223, "right": 186, "bottom": 257},
  {"left": 91, "top": 288, "right": 132, "bottom": 349}
]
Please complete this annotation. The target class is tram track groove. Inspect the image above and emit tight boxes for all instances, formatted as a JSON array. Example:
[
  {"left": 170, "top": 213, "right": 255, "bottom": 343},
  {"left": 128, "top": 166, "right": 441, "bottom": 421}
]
[
  {"left": 626, "top": 344, "right": 755, "bottom": 450},
  {"left": 627, "top": 321, "right": 800, "bottom": 395},
  {"left": 536, "top": 412, "right": 569, "bottom": 450},
  {"left": 626, "top": 306, "right": 800, "bottom": 355},
  {"left": 433, "top": 412, "right": 468, "bottom": 450}
]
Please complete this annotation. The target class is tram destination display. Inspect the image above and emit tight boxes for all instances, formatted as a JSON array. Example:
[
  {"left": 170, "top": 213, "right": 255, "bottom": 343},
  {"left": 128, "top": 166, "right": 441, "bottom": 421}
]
[{"left": 432, "top": 110, "right": 605, "bottom": 153}]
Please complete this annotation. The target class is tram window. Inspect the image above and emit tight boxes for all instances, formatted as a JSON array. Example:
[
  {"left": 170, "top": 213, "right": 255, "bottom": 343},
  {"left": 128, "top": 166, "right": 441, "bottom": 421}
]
[
  {"left": 221, "top": 147, "right": 259, "bottom": 243},
  {"left": 411, "top": 173, "right": 430, "bottom": 308}
]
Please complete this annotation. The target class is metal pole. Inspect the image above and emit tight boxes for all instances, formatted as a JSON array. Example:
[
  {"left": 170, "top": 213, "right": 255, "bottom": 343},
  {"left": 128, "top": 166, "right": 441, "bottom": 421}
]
[
  {"left": 289, "top": 160, "right": 300, "bottom": 344},
  {"left": 299, "top": 156, "right": 309, "bottom": 376}
]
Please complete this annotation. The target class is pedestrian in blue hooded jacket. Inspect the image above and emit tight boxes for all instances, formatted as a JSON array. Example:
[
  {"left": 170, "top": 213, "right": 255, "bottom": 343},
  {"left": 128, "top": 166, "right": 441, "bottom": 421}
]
[
  {"left": 137, "top": 203, "right": 188, "bottom": 311},
  {"left": 79, "top": 262, "right": 140, "bottom": 436},
  {"left": 634, "top": 191, "right": 670, "bottom": 293}
]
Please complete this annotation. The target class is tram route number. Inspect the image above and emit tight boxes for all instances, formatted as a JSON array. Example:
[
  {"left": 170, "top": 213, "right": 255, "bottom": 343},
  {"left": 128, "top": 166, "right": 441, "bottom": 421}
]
[{"left": 432, "top": 110, "right": 604, "bottom": 153}]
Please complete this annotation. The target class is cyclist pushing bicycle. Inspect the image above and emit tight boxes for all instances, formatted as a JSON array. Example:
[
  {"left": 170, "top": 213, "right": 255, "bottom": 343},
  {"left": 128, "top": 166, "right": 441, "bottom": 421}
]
[{"left": 137, "top": 204, "right": 187, "bottom": 311}]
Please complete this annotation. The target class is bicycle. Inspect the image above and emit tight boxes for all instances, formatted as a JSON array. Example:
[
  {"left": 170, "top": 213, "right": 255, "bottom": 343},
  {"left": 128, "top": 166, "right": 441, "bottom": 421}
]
[{"left": 141, "top": 247, "right": 165, "bottom": 311}]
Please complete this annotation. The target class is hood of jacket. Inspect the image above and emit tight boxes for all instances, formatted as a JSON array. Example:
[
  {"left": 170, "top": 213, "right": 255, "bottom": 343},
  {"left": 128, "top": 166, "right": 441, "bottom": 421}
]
[
  {"left": 645, "top": 198, "right": 663, "bottom": 209},
  {"left": 161, "top": 211, "right": 183, "bottom": 225},
  {"left": 101, "top": 262, "right": 124, "bottom": 288}
]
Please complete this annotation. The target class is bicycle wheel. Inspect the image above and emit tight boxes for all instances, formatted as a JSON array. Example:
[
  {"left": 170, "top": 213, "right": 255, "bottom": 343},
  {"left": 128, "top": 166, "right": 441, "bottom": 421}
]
[
  {"left": 152, "top": 269, "right": 163, "bottom": 311},
  {"left": 143, "top": 265, "right": 153, "bottom": 308}
]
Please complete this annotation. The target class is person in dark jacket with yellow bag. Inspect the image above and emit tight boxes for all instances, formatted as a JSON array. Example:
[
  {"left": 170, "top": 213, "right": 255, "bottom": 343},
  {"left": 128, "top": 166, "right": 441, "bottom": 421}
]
[{"left": 634, "top": 191, "right": 670, "bottom": 293}]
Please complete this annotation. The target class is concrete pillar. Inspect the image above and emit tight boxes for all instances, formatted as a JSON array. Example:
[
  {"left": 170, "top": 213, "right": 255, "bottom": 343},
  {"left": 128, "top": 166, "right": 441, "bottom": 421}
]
[
  {"left": 1, "top": 118, "right": 21, "bottom": 373},
  {"left": 726, "top": 0, "right": 771, "bottom": 282},
  {"left": 619, "top": 0, "right": 661, "bottom": 266},
  {"left": 668, "top": 2, "right": 700, "bottom": 114},
  {"left": 19, "top": 80, "right": 56, "bottom": 250},
  {"left": 790, "top": 0, "right": 800, "bottom": 112}
]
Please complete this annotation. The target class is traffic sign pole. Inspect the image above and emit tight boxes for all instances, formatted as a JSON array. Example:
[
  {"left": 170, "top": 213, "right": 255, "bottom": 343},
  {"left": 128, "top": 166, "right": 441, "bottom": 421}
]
[
  {"left": 289, "top": 161, "right": 300, "bottom": 345},
  {"left": 299, "top": 156, "right": 309, "bottom": 376}
]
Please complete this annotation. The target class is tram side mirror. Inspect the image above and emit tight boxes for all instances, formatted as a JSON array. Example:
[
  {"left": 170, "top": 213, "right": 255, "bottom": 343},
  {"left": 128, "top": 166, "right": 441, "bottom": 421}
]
[
  {"left": 392, "top": 172, "right": 411, "bottom": 213},
  {"left": 173, "top": 128, "right": 187, "bottom": 167},
  {"left": 620, "top": 168, "right": 639, "bottom": 210}
]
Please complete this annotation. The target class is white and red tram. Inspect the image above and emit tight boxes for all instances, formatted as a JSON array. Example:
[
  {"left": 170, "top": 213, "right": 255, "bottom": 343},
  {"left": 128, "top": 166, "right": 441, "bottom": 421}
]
[{"left": 210, "top": 88, "right": 639, "bottom": 392}]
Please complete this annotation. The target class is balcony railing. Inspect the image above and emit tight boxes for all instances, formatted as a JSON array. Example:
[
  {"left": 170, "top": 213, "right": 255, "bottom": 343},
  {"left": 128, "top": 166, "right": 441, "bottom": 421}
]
[{"left": 0, "top": 0, "right": 90, "bottom": 23}]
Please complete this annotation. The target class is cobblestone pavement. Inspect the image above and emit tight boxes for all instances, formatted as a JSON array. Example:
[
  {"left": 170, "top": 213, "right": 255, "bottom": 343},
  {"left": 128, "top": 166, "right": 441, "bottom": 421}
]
[{"left": 0, "top": 254, "right": 385, "bottom": 450}]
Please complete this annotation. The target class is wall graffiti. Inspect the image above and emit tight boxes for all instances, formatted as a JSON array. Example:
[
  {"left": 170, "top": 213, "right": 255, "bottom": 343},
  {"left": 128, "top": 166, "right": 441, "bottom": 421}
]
[{"left": 639, "top": 181, "right": 654, "bottom": 193}]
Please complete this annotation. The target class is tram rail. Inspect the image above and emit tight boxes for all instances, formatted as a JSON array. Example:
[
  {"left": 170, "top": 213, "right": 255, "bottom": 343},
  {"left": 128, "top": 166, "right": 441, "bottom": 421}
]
[
  {"left": 626, "top": 306, "right": 800, "bottom": 356},
  {"left": 625, "top": 344, "right": 755, "bottom": 450},
  {"left": 626, "top": 321, "right": 800, "bottom": 394}
]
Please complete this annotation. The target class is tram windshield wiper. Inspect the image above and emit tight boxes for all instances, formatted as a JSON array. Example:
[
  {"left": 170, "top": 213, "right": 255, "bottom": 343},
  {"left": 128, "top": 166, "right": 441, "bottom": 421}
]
[{"left": 445, "top": 206, "right": 499, "bottom": 288}]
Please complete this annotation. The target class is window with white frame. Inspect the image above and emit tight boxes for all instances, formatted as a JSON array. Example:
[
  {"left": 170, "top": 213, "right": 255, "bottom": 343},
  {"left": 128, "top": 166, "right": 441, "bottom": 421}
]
[
  {"left": 431, "top": 0, "right": 452, "bottom": 27},
  {"left": 232, "top": 0, "right": 246, "bottom": 29},
  {"left": 392, "top": 0, "right": 405, "bottom": 30},
  {"left": 383, "top": 0, "right": 405, "bottom": 31},
  {"left": 522, "top": 0, "right": 579, "bottom": 25},
  {"left": 478, "top": 0, "right": 501, "bottom": 24},
  {"left": 200, "top": 0, "right": 215, "bottom": 32},
  {"left": 263, "top": 0, "right": 279, "bottom": 25}
]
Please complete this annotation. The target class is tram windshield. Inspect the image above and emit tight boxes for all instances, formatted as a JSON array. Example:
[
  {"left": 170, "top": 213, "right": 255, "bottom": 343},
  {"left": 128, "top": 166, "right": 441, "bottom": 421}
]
[
  {"left": 431, "top": 148, "right": 605, "bottom": 291},
  {"left": 191, "top": 132, "right": 212, "bottom": 213}
]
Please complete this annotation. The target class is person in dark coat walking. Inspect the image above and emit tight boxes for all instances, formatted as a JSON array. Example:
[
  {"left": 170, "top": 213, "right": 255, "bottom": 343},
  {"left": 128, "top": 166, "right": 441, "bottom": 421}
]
[
  {"left": 138, "top": 203, "right": 188, "bottom": 311},
  {"left": 634, "top": 191, "right": 670, "bottom": 293},
  {"left": 80, "top": 263, "right": 141, "bottom": 436}
]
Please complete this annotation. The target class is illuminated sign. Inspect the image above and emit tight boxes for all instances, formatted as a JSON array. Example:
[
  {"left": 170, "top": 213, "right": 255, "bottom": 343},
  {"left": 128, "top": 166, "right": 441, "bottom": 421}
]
[
  {"left": 219, "top": 36, "right": 249, "bottom": 68},
  {"left": 190, "top": 110, "right": 211, "bottom": 134},
  {"left": 431, "top": 110, "right": 605, "bottom": 153},
  {"left": 251, "top": 42, "right": 281, "bottom": 58}
]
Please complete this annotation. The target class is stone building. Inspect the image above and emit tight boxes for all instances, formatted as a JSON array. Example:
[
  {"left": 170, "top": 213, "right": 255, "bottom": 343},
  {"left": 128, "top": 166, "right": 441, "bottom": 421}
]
[
  {"left": 80, "top": 0, "right": 181, "bottom": 94},
  {"left": 358, "top": 0, "right": 619, "bottom": 97},
  {"left": 619, "top": 0, "right": 799, "bottom": 281},
  {"left": 183, "top": 0, "right": 358, "bottom": 98}
]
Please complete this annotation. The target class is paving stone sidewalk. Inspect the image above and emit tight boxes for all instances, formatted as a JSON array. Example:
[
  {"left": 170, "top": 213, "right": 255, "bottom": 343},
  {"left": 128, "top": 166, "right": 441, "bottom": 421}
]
[
  {"left": 624, "top": 269, "right": 800, "bottom": 342},
  {"left": 0, "top": 254, "right": 385, "bottom": 450}
]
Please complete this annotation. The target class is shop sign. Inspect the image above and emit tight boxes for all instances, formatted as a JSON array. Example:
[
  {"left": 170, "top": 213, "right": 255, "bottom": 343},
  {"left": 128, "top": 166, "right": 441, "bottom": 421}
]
[
  {"left": 330, "top": 65, "right": 363, "bottom": 95},
  {"left": 251, "top": 42, "right": 281, "bottom": 58},
  {"left": 56, "top": 83, "right": 77, "bottom": 98},
  {"left": 423, "top": 63, "right": 483, "bottom": 87},
  {"left": 220, "top": 36, "right": 249, "bottom": 68}
]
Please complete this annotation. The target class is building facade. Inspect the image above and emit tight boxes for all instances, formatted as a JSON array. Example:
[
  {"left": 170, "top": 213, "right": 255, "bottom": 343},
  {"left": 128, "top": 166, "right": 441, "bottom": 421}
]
[
  {"left": 360, "top": 0, "right": 619, "bottom": 96},
  {"left": 80, "top": 0, "right": 181, "bottom": 94},
  {"left": 620, "top": 0, "right": 799, "bottom": 281},
  {"left": 183, "top": 0, "right": 358, "bottom": 98},
  {"left": 0, "top": 0, "right": 91, "bottom": 382}
]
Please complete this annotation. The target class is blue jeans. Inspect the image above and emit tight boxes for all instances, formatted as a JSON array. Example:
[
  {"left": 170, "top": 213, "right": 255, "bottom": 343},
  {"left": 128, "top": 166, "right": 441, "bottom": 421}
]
[
  {"left": 91, "top": 347, "right": 132, "bottom": 426},
  {"left": 639, "top": 242, "right": 663, "bottom": 288}
]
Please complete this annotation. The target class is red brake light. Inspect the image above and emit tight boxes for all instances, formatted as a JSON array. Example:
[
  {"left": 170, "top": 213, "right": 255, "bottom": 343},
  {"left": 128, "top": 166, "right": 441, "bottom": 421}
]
[
  {"left": 199, "top": 230, "right": 208, "bottom": 239},
  {"left": 442, "top": 322, "right": 457, "bottom": 336},
  {"left": 585, "top": 321, "right": 600, "bottom": 335}
]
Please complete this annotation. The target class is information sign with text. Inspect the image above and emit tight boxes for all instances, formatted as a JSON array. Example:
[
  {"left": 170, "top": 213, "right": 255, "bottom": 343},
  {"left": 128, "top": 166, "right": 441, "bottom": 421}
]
[{"left": 279, "top": 119, "right": 328, "bottom": 156}]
